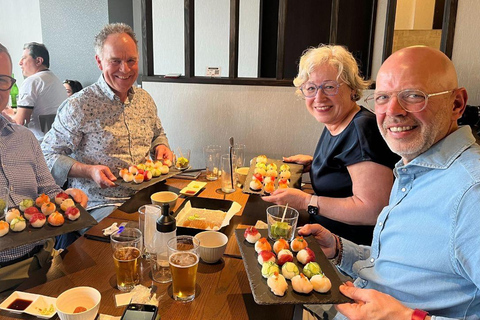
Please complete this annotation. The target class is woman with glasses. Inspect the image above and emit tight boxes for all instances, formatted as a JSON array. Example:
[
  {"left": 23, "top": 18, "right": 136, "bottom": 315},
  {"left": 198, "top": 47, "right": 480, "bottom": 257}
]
[
  {"left": 63, "top": 79, "right": 83, "bottom": 97},
  {"left": 263, "top": 45, "right": 399, "bottom": 244}
]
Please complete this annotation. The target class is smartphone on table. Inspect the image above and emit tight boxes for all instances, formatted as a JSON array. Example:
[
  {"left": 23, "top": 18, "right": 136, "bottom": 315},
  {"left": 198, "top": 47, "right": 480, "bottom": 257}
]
[{"left": 120, "top": 304, "right": 158, "bottom": 320}]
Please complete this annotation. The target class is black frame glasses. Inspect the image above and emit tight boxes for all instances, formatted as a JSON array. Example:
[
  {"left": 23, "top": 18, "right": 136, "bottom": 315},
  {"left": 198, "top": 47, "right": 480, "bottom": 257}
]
[
  {"left": 364, "top": 89, "right": 455, "bottom": 113},
  {"left": 0, "top": 75, "right": 16, "bottom": 91},
  {"left": 300, "top": 80, "right": 343, "bottom": 98}
]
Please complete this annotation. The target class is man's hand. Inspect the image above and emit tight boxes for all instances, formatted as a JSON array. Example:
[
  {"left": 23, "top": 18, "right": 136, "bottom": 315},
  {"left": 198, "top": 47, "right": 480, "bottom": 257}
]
[
  {"left": 298, "top": 224, "right": 337, "bottom": 258},
  {"left": 89, "top": 165, "right": 117, "bottom": 188},
  {"left": 282, "top": 154, "right": 313, "bottom": 173},
  {"left": 262, "top": 188, "right": 310, "bottom": 210},
  {"left": 65, "top": 188, "right": 88, "bottom": 207},
  {"left": 155, "top": 145, "right": 173, "bottom": 162},
  {"left": 336, "top": 282, "right": 413, "bottom": 320}
]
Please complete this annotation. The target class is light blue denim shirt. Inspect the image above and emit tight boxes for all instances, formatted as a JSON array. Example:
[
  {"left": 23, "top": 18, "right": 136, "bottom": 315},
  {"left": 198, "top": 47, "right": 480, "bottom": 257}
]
[{"left": 335, "top": 126, "right": 480, "bottom": 320}]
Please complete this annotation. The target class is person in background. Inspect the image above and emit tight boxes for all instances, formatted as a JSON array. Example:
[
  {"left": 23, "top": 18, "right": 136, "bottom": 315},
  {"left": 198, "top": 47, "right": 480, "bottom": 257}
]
[
  {"left": 0, "top": 43, "right": 87, "bottom": 292},
  {"left": 63, "top": 79, "right": 83, "bottom": 96},
  {"left": 41, "top": 23, "right": 173, "bottom": 226},
  {"left": 8, "top": 42, "right": 66, "bottom": 140},
  {"left": 263, "top": 45, "right": 399, "bottom": 245},
  {"left": 300, "top": 46, "right": 479, "bottom": 319}
]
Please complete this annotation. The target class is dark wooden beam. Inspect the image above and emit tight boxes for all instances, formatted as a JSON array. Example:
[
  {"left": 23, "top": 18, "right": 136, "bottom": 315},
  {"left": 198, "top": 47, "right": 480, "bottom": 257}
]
[
  {"left": 184, "top": 0, "right": 195, "bottom": 77},
  {"left": 143, "top": 75, "right": 293, "bottom": 87},
  {"left": 141, "top": 0, "right": 154, "bottom": 76},
  {"left": 365, "top": 0, "right": 378, "bottom": 79},
  {"left": 382, "top": 0, "right": 397, "bottom": 62},
  {"left": 229, "top": 0, "right": 240, "bottom": 78},
  {"left": 276, "top": 0, "right": 287, "bottom": 80},
  {"left": 329, "top": 0, "right": 339, "bottom": 43},
  {"left": 440, "top": 0, "right": 458, "bottom": 59}
]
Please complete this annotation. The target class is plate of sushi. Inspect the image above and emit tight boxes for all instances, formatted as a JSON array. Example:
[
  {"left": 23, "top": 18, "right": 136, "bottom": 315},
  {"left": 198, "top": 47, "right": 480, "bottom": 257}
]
[
  {"left": 0, "top": 192, "right": 97, "bottom": 252},
  {"left": 235, "top": 227, "right": 351, "bottom": 305},
  {"left": 242, "top": 155, "right": 303, "bottom": 196}
]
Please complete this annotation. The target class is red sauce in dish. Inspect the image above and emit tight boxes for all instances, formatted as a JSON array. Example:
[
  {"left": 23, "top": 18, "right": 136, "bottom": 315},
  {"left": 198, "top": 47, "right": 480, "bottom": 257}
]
[
  {"left": 8, "top": 298, "right": 33, "bottom": 311},
  {"left": 74, "top": 306, "right": 87, "bottom": 313}
]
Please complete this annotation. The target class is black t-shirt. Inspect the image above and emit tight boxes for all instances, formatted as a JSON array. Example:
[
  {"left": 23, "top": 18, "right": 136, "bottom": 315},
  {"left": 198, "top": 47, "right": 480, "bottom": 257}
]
[{"left": 310, "top": 107, "right": 399, "bottom": 244}]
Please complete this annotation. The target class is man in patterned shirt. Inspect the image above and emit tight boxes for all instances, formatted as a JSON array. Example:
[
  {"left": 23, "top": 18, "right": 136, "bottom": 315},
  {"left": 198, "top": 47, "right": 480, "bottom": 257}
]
[
  {"left": 41, "top": 23, "right": 173, "bottom": 224},
  {"left": 0, "top": 43, "right": 88, "bottom": 292}
]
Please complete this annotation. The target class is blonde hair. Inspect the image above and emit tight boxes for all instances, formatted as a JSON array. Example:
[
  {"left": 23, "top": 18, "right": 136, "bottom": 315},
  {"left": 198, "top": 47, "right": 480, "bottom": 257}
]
[{"left": 293, "top": 45, "right": 370, "bottom": 100}]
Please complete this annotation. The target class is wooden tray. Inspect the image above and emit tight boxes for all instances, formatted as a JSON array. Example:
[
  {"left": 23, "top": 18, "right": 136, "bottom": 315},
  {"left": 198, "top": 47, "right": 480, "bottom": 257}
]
[
  {"left": 235, "top": 229, "right": 351, "bottom": 305},
  {"left": 242, "top": 157, "right": 303, "bottom": 196}
]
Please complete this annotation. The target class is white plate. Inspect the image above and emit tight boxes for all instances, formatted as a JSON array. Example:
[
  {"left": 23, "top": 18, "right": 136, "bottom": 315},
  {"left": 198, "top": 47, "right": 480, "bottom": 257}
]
[
  {"left": 0, "top": 291, "right": 39, "bottom": 314},
  {"left": 25, "top": 295, "right": 57, "bottom": 318}
]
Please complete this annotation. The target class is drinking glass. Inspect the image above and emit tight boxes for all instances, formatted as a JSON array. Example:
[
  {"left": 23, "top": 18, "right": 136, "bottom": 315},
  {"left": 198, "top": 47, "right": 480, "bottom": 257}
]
[
  {"left": 221, "top": 154, "right": 236, "bottom": 193},
  {"left": 232, "top": 143, "right": 245, "bottom": 168},
  {"left": 266, "top": 205, "right": 299, "bottom": 242},
  {"left": 203, "top": 145, "right": 221, "bottom": 181},
  {"left": 138, "top": 204, "right": 161, "bottom": 255},
  {"left": 111, "top": 228, "right": 143, "bottom": 292},
  {"left": 168, "top": 235, "right": 200, "bottom": 302},
  {"left": 175, "top": 148, "right": 191, "bottom": 170}
]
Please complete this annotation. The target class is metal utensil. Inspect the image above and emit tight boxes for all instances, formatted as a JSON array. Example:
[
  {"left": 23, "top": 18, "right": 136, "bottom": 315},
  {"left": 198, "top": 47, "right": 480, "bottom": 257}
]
[{"left": 229, "top": 137, "right": 234, "bottom": 190}]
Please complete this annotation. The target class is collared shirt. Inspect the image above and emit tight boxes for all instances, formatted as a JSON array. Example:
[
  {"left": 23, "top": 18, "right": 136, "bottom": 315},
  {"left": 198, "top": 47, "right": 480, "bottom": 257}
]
[
  {"left": 0, "top": 115, "right": 62, "bottom": 262},
  {"left": 335, "top": 126, "right": 480, "bottom": 320},
  {"left": 41, "top": 75, "right": 169, "bottom": 209},
  {"left": 17, "top": 69, "right": 67, "bottom": 140}
]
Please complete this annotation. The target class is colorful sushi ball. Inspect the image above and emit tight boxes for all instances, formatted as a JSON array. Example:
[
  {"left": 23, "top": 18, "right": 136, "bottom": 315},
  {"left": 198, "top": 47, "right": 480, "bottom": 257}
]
[
  {"left": 19, "top": 198, "right": 34, "bottom": 212},
  {"left": 48, "top": 211, "right": 65, "bottom": 227},
  {"left": 160, "top": 165, "right": 170, "bottom": 174},
  {"left": 65, "top": 206, "right": 81, "bottom": 221},
  {"left": 60, "top": 198, "right": 76, "bottom": 212},
  {"left": 303, "top": 262, "right": 322, "bottom": 279},
  {"left": 244, "top": 226, "right": 261, "bottom": 244},
  {"left": 291, "top": 273, "right": 313, "bottom": 294},
  {"left": 291, "top": 236, "right": 308, "bottom": 252},
  {"left": 280, "top": 164, "right": 290, "bottom": 172},
  {"left": 128, "top": 165, "right": 138, "bottom": 175},
  {"left": 311, "top": 274, "right": 332, "bottom": 293},
  {"left": 5, "top": 208, "right": 21, "bottom": 223},
  {"left": 55, "top": 192, "right": 70, "bottom": 205},
  {"left": 273, "top": 238, "right": 290, "bottom": 254},
  {"left": 0, "top": 221, "right": 9, "bottom": 237},
  {"left": 123, "top": 172, "right": 134, "bottom": 182},
  {"left": 24, "top": 206, "right": 40, "bottom": 221},
  {"left": 266, "top": 163, "right": 277, "bottom": 171},
  {"left": 41, "top": 202, "right": 56, "bottom": 216},
  {"left": 278, "top": 179, "right": 289, "bottom": 189},
  {"left": 257, "top": 250, "right": 276, "bottom": 265},
  {"left": 163, "top": 159, "right": 172, "bottom": 167},
  {"left": 10, "top": 216, "right": 26, "bottom": 232},
  {"left": 249, "top": 179, "right": 263, "bottom": 191},
  {"left": 267, "top": 272, "right": 288, "bottom": 296},
  {"left": 35, "top": 193, "right": 50, "bottom": 207},
  {"left": 256, "top": 155, "right": 267, "bottom": 164},
  {"left": 254, "top": 167, "right": 266, "bottom": 176},
  {"left": 265, "top": 169, "right": 278, "bottom": 178},
  {"left": 277, "top": 249, "right": 294, "bottom": 266},
  {"left": 119, "top": 168, "right": 129, "bottom": 179},
  {"left": 133, "top": 173, "right": 145, "bottom": 184},
  {"left": 255, "top": 237, "right": 272, "bottom": 253},
  {"left": 281, "top": 262, "right": 300, "bottom": 280},
  {"left": 297, "top": 248, "right": 316, "bottom": 265},
  {"left": 264, "top": 182, "right": 275, "bottom": 194},
  {"left": 279, "top": 170, "right": 291, "bottom": 180},
  {"left": 30, "top": 213, "right": 47, "bottom": 228},
  {"left": 261, "top": 261, "right": 280, "bottom": 278}
]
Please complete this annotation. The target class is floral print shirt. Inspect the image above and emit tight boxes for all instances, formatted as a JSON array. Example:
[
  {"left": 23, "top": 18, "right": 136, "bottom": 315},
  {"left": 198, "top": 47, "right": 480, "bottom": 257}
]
[{"left": 41, "top": 75, "right": 169, "bottom": 209}]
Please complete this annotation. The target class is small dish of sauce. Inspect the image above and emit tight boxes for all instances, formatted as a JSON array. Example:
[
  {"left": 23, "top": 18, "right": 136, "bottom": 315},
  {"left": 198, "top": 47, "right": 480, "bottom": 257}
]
[{"left": 7, "top": 298, "right": 33, "bottom": 311}]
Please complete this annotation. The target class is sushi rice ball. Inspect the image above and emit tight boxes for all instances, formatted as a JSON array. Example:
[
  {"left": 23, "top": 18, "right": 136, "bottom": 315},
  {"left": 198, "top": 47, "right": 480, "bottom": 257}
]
[
  {"left": 19, "top": 198, "right": 34, "bottom": 212},
  {"left": 266, "top": 163, "right": 277, "bottom": 171},
  {"left": 261, "top": 261, "right": 280, "bottom": 278},
  {"left": 273, "top": 238, "right": 290, "bottom": 254},
  {"left": 281, "top": 262, "right": 300, "bottom": 280},
  {"left": 24, "top": 206, "right": 41, "bottom": 221},
  {"left": 303, "top": 262, "right": 322, "bottom": 279},
  {"left": 291, "top": 236, "right": 308, "bottom": 252},
  {"left": 257, "top": 250, "right": 276, "bottom": 265},
  {"left": 10, "top": 216, "right": 26, "bottom": 232},
  {"left": 291, "top": 273, "right": 313, "bottom": 294},
  {"left": 65, "top": 206, "right": 81, "bottom": 221},
  {"left": 0, "top": 220, "right": 9, "bottom": 237},
  {"left": 48, "top": 211, "right": 65, "bottom": 227},
  {"left": 35, "top": 193, "right": 50, "bottom": 207},
  {"left": 277, "top": 249, "right": 294, "bottom": 266},
  {"left": 256, "top": 155, "right": 267, "bottom": 164},
  {"left": 297, "top": 248, "right": 316, "bottom": 265},
  {"left": 30, "top": 213, "right": 47, "bottom": 228},
  {"left": 41, "top": 202, "right": 56, "bottom": 216},
  {"left": 279, "top": 170, "right": 291, "bottom": 180},
  {"left": 55, "top": 192, "right": 70, "bottom": 205},
  {"left": 250, "top": 179, "right": 263, "bottom": 191},
  {"left": 255, "top": 237, "right": 272, "bottom": 253},
  {"left": 311, "top": 274, "right": 332, "bottom": 293},
  {"left": 267, "top": 272, "right": 288, "bottom": 296},
  {"left": 60, "top": 198, "right": 76, "bottom": 212},
  {"left": 5, "top": 208, "right": 21, "bottom": 223},
  {"left": 244, "top": 226, "right": 261, "bottom": 244},
  {"left": 280, "top": 164, "right": 290, "bottom": 172}
]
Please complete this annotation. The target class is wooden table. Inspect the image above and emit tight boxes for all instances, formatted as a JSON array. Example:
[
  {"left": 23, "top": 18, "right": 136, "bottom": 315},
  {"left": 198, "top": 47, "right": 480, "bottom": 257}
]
[{"left": 0, "top": 174, "right": 303, "bottom": 320}]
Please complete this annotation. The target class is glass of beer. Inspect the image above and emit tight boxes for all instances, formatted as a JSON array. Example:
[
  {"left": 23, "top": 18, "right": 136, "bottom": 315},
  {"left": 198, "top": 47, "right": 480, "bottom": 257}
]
[
  {"left": 111, "top": 227, "right": 143, "bottom": 292},
  {"left": 167, "top": 235, "right": 200, "bottom": 302}
]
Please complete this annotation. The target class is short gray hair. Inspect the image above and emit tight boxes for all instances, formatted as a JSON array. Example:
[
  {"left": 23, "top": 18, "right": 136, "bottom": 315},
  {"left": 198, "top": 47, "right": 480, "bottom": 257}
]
[
  {"left": 23, "top": 42, "right": 50, "bottom": 68},
  {"left": 94, "top": 23, "right": 138, "bottom": 57},
  {"left": 0, "top": 43, "right": 12, "bottom": 66}
]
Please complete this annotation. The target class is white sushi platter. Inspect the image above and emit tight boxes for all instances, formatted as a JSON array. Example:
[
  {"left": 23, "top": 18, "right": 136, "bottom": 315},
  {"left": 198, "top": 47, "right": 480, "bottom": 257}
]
[
  {"left": 235, "top": 229, "right": 351, "bottom": 305},
  {"left": 242, "top": 157, "right": 304, "bottom": 196},
  {"left": 0, "top": 291, "right": 57, "bottom": 318}
]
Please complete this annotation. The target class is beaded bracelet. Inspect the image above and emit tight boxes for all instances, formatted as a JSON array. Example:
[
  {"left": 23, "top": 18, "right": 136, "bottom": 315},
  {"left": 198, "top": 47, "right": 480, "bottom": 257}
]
[{"left": 333, "top": 234, "right": 344, "bottom": 266}]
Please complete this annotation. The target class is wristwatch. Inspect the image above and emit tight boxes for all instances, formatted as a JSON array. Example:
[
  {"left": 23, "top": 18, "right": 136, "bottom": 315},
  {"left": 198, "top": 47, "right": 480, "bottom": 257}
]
[
  {"left": 307, "top": 195, "right": 319, "bottom": 215},
  {"left": 411, "top": 309, "right": 429, "bottom": 320}
]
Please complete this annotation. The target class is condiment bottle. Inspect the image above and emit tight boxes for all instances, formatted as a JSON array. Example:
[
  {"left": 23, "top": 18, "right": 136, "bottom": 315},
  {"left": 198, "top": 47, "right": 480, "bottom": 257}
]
[{"left": 152, "top": 203, "right": 176, "bottom": 283}]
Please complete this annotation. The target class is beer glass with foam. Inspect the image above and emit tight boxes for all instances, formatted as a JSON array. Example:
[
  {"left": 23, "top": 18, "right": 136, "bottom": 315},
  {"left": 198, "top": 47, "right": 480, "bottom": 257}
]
[
  {"left": 167, "top": 235, "right": 200, "bottom": 301},
  {"left": 111, "top": 227, "right": 143, "bottom": 292}
]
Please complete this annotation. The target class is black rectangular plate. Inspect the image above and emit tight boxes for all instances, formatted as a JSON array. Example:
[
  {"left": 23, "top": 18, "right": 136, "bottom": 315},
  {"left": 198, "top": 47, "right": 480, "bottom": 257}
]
[
  {"left": 235, "top": 229, "right": 351, "bottom": 305},
  {"left": 173, "top": 197, "right": 234, "bottom": 236},
  {"left": 0, "top": 204, "right": 97, "bottom": 252},
  {"left": 115, "top": 167, "right": 184, "bottom": 191}
]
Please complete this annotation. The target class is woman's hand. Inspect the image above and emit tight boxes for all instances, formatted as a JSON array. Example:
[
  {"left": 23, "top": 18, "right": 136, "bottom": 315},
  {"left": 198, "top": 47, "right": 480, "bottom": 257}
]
[
  {"left": 262, "top": 188, "right": 310, "bottom": 210},
  {"left": 298, "top": 224, "right": 337, "bottom": 258},
  {"left": 282, "top": 154, "right": 313, "bottom": 173},
  {"left": 335, "top": 282, "right": 414, "bottom": 320}
]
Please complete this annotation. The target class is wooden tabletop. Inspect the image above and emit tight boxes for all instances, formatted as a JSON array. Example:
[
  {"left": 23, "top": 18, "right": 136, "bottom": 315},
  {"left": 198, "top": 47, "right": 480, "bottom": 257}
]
[{"left": 0, "top": 173, "right": 299, "bottom": 320}]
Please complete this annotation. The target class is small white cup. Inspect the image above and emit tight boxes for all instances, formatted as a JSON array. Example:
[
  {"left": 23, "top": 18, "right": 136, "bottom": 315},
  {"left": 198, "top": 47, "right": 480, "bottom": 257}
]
[
  {"left": 55, "top": 286, "right": 101, "bottom": 320},
  {"left": 194, "top": 231, "right": 228, "bottom": 264}
]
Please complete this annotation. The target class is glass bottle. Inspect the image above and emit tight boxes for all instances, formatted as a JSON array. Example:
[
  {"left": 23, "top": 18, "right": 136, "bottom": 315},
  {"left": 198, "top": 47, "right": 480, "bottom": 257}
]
[
  {"left": 10, "top": 73, "right": 18, "bottom": 109},
  {"left": 152, "top": 203, "right": 176, "bottom": 283}
]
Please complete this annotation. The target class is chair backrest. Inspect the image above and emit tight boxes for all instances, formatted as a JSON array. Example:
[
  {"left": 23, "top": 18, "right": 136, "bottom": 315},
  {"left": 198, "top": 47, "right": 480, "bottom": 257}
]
[{"left": 39, "top": 114, "right": 56, "bottom": 134}]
